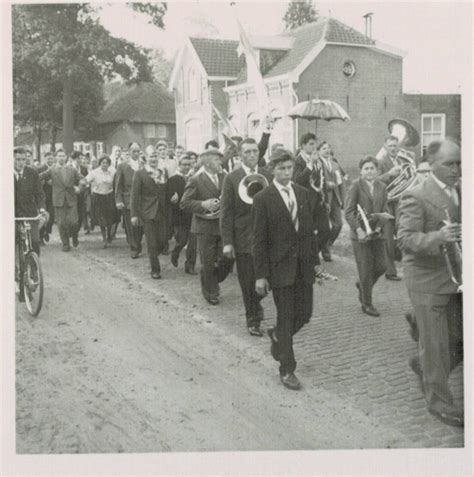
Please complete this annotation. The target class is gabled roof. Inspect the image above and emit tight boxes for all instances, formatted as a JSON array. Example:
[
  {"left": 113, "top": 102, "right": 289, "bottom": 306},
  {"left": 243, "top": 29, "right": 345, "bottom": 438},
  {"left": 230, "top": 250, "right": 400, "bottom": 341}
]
[
  {"left": 265, "top": 17, "right": 376, "bottom": 78},
  {"left": 189, "top": 38, "right": 242, "bottom": 77},
  {"left": 98, "top": 82, "right": 175, "bottom": 124}
]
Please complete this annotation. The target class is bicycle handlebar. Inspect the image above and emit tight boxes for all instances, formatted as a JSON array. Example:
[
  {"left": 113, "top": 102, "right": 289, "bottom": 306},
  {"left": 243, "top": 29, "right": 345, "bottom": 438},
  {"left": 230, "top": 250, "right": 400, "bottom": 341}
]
[{"left": 14, "top": 215, "right": 43, "bottom": 222}]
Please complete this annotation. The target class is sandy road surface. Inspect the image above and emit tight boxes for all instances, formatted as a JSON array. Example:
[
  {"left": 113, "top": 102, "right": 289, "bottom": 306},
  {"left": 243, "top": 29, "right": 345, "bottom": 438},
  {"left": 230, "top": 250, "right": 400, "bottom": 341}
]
[{"left": 16, "top": 233, "right": 414, "bottom": 453}]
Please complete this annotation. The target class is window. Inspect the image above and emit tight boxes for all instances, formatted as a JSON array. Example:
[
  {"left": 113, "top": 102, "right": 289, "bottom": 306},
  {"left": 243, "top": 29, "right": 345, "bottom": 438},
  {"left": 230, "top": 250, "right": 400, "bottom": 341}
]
[
  {"left": 156, "top": 124, "right": 167, "bottom": 138},
  {"left": 144, "top": 124, "right": 156, "bottom": 138},
  {"left": 188, "top": 68, "right": 199, "bottom": 102},
  {"left": 247, "top": 112, "right": 260, "bottom": 139},
  {"left": 421, "top": 114, "right": 446, "bottom": 154},
  {"left": 96, "top": 142, "right": 104, "bottom": 157}
]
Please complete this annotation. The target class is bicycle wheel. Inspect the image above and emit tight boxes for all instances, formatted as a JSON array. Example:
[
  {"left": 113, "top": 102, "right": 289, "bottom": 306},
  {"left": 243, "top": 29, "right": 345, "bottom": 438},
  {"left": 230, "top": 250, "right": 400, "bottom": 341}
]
[{"left": 23, "top": 252, "right": 43, "bottom": 317}]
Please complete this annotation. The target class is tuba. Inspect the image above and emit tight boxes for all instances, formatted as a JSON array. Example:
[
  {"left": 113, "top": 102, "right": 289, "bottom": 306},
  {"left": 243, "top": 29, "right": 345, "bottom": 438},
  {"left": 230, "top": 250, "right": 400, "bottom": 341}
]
[
  {"left": 238, "top": 173, "right": 269, "bottom": 205},
  {"left": 440, "top": 206, "right": 462, "bottom": 292},
  {"left": 384, "top": 119, "right": 419, "bottom": 201}
]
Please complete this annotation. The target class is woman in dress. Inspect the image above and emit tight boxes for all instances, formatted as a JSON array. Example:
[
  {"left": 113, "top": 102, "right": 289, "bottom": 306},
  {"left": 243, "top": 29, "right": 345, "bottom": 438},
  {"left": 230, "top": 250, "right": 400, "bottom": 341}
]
[
  {"left": 344, "top": 156, "right": 390, "bottom": 317},
  {"left": 84, "top": 155, "right": 117, "bottom": 248}
]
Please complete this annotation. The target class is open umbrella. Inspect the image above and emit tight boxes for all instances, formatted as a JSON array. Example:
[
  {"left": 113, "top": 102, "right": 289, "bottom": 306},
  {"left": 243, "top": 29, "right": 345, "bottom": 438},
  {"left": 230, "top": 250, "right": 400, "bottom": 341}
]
[{"left": 288, "top": 99, "right": 350, "bottom": 134}]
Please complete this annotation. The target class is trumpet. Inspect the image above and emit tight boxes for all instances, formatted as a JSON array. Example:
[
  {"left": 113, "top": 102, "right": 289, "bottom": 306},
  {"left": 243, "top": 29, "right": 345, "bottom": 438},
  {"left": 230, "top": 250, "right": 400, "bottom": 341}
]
[{"left": 440, "top": 206, "right": 462, "bottom": 292}]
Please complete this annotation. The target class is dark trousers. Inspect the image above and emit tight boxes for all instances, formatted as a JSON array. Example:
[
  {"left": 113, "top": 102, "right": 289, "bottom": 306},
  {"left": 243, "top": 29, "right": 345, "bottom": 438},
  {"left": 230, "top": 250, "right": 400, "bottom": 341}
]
[
  {"left": 351, "top": 239, "right": 386, "bottom": 306},
  {"left": 235, "top": 252, "right": 263, "bottom": 328},
  {"left": 409, "top": 291, "right": 463, "bottom": 409},
  {"left": 143, "top": 217, "right": 168, "bottom": 273},
  {"left": 172, "top": 223, "right": 197, "bottom": 269},
  {"left": 197, "top": 233, "right": 222, "bottom": 300},
  {"left": 328, "top": 198, "right": 343, "bottom": 245},
  {"left": 272, "top": 263, "right": 313, "bottom": 376},
  {"left": 122, "top": 208, "right": 143, "bottom": 253},
  {"left": 383, "top": 219, "right": 398, "bottom": 276}
]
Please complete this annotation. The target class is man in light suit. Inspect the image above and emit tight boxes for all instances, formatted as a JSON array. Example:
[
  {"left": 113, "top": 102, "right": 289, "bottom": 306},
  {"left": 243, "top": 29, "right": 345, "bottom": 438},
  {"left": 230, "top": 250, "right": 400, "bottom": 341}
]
[
  {"left": 115, "top": 142, "right": 144, "bottom": 259},
  {"left": 220, "top": 138, "right": 273, "bottom": 336},
  {"left": 398, "top": 139, "right": 463, "bottom": 427},
  {"left": 252, "top": 149, "right": 317, "bottom": 390},
  {"left": 39, "top": 149, "right": 82, "bottom": 252},
  {"left": 317, "top": 141, "right": 345, "bottom": 261},
  {"left": 181, "top": 148, "right": 226, "bottom": 305}
]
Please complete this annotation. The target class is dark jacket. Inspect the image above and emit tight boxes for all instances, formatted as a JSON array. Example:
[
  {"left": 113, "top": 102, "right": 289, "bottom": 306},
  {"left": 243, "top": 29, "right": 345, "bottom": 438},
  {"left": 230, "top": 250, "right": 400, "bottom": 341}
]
[
  {"left": 220, "top": 166, "right": 272, "bottom": 253},
  {"left": 344, "top": 178, "right": 388, "bottom": 241},
  {"left": 251, "top": 182, "right": 317, "bottom": 288},
  {"left": 115, "top": 161, "right": 138, "bottom": 209},
  {"left": 130, "top": 168, "right": 167, "bottom": 221},
  {"left": 320, "top": 156, "right": 345, "bottom": 207},
  {"left": 14, "top": 166, "right": 45, "bottom": 217},
  {"left": 167, "top": 173, "right": 192, "bottom": 227},
  {"left": 180, "top": 170, "right": 226, "bottom": 235}
]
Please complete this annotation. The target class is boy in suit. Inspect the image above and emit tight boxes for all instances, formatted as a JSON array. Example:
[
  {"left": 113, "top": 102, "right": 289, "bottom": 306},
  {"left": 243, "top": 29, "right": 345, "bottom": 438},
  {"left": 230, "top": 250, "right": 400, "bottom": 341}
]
[
  {"left": 398, "top": 139, "right": 463, "bottom": 427},
  {"left": 252, "top": 149, "right": 317, "bottom": 390},
  {"left": 344, "top": 156, "right": 389, "bottom": 317},
  {"left": 220, "top": 138, "right": 273, "bottom": 336},
  {"left": 181, "top": 148, "right": 226, "bottom": 305}
]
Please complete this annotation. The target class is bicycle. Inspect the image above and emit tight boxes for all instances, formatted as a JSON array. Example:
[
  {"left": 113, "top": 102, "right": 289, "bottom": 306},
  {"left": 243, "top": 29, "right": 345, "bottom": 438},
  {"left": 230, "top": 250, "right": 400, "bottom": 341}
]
[{"left": 15, "top": 215, "right": 44, "bottom": 316}]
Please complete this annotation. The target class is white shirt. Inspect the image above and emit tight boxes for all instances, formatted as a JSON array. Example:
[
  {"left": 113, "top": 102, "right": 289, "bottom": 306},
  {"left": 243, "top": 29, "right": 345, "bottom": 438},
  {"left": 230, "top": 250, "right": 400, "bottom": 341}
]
[
  {"left": 431, "top": 173, "right": 459, "bottom": 206},
  {"left": 299, "top": 151, "right": 313, "bottom": 170},
  {"left": 203, "top": 169, "right": 220, "bottom": 188},
  {"left": 85, "top": 167, "right": 116, "bottom": 195},
  {"left": 129, "top": 159, "right": 140, "bottom": 172},
  {"left": 14, "top": 167, "right": 25, "bottom": 181},
  {"left": 241, "top": 163, "right": 258, "bottom": 176},
  {"left": 273, "top": 179, "right": 297, "bottom": 210}
]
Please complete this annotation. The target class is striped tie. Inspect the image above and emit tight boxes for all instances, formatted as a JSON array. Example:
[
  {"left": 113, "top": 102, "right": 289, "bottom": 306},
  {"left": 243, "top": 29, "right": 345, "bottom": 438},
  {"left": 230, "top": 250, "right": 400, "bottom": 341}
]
[{"left": 283, "top": 187, "right": 299, "bottom": 231}]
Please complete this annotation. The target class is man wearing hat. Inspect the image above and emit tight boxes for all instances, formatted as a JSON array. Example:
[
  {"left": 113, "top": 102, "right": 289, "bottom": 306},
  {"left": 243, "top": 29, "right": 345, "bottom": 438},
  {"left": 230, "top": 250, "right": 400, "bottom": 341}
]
[
  {"left": 181, "top": 148, "right": 226, "bottom": 305},
  {"left": 252, "top": 148, "right": 317, "bottom": 390}
]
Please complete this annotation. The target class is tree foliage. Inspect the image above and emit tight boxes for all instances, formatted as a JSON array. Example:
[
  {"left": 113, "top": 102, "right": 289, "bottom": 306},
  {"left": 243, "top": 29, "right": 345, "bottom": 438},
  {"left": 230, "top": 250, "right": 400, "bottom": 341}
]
[
  {"left": 283, "top": 0, "right": 319, "bottom": 29},
  {"left": 148, "top": 48, "right": 173, "bottom": 86},
  {"left": 13, "top": 2, "right": 167, "bottom": 153}
]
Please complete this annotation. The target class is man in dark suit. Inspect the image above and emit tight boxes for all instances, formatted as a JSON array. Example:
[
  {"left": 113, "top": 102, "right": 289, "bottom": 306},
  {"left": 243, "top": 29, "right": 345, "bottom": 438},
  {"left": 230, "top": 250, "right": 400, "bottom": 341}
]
[
  {"left": 69, "top": 150, "right": 89, "bottom": 237},
  {"left": 39, "top": 152, "right": 55, "bottom": 243},
  {"left": 168, "top": 154, "right": 197, "bottom": 274},
  {"left": 14, "top": 147, "right": 46, "bottom": 255},
  {"left": 317, "top": 141, "right": 345, "bottom": 261},
  {"left": 220, "top": 138, "right": 273, "bottom": 336},
  {"left": 398, "top": 139, "right": 463, "bottom": 427},
  {"left": 39, "top": 149, "right": 82, "bottom": 252},
  {"left": 130, "top": 151, "right": 168, "bottom": 279},
  {"left": 377, "top": 135, "right": 406, "bottom": 280},
  {"left": 293, "top": 133, "right": 331, "bottom": 268},
  {"left": 252, "top": 148, "right": 317, "bottom": 390},
  {"left": 115, "top": 142, "right": 144, "bottom": 259},
  {"left": 181, "top": 148, "right": 226, "bottom": 305}
]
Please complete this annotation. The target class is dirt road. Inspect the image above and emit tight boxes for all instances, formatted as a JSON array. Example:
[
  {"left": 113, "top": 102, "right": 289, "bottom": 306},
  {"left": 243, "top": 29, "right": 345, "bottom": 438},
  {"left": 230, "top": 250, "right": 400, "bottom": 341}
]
[{"left": 16, "top": 232, "right": 422, "bottom": 453}]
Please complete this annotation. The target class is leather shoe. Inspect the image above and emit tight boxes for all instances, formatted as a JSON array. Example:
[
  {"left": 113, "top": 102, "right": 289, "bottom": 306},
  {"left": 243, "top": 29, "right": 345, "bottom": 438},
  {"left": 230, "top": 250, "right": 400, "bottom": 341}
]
[
  {"left": 248, "top": 326, "right": 263, "bottom": 337},
  {"left": 185, "top": 267, "right": 198, "bottom": 275},
  {"left": 62, "top": 244, "right": 71, "bottom": 252},
  {"left": 322, "top": 253, "right": 332, "bottom": 262},
  {"left": 385, "top": 274, "right": 402, "bottom": 281},
  {"left": 280, "top": 373, "right": 301, "bottom": 390},
  {"left": 267, "top": 327, "right": 280, "bottom": 361},
  {"left": 428, "top": 405, "right": 464, "bottom": 427},
  {"left": 151, "top": 271, "right": 161, "bottom": 279},
  {"left": 355, "top": 282, "right": 362, "bottom": 304},
  {"left": 131, "top": 251, "right": 139, "bottom": 259},
  {"left": 206, "top": 296, "right": 219, "bottom": 305},
  {"left": 361, "top": 304, "right": 380, "bottom": 317},
  {"left": 409, "top": 356, "right": 422, "bottom": 379},
  {"left": 72, "top": 236, "right": 79, "bottom": 248},
  {"left": 171, "top": 253, "right": 179, "bottom": 268}
]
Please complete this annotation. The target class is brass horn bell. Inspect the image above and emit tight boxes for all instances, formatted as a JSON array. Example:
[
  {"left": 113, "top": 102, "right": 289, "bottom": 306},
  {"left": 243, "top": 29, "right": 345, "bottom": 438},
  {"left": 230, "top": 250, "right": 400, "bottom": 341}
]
[{"left": 238, "top": 173, "right": 269, "bottom": 205}]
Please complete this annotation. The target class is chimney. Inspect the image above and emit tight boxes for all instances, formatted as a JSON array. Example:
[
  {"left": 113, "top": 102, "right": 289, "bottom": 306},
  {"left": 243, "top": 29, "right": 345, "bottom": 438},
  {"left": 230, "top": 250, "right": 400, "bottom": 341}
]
[{"left": 363, "top": 12, "right": 374, "bottom": 39}]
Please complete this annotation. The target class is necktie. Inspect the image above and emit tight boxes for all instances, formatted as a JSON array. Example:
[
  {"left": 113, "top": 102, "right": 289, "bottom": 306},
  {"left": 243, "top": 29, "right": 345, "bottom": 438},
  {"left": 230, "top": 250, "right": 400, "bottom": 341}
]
[
  {"left": 249, "top": 167, "right": 256, "bottom": 175},
  {"left": 282, "top": 187, "right": 299, "bottom": 231},
  {"left": 213, "top": 175, "right": 219, "bottom": 189},
  {"left": 447, "top": 186, "right": 459, "bottom": 206},
  {"left": 367, "top": 181, "right": 374, "bottom": 197}
]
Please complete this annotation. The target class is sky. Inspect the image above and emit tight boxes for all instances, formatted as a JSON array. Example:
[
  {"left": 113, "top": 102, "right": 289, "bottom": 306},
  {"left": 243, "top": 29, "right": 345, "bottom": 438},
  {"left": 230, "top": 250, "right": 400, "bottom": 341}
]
[{"left": 98, "top": 0, "right": 472, "bottom": 94}]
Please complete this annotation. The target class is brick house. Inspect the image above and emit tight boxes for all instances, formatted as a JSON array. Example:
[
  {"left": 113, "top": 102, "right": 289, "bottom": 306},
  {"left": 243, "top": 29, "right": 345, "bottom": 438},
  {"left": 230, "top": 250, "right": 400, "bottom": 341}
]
[
  {"left": 169, "top": 17, "right": 460, "bottom": 175},
  {"left": 98, "top": 82, "right": 176, "bottom": 153}
]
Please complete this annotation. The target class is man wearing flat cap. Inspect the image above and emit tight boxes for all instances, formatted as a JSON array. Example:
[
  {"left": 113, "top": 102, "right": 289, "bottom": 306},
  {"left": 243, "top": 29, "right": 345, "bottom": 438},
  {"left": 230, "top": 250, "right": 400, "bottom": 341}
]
[{"left": 180, "top": 148, "right": 226, "bottom": 305}]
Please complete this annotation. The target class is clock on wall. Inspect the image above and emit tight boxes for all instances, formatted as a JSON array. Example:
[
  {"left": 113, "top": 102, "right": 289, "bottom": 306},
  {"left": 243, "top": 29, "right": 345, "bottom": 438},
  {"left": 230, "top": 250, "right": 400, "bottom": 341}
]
[{"left": 342, "top": 61, "right": 356, "bottom": 78}]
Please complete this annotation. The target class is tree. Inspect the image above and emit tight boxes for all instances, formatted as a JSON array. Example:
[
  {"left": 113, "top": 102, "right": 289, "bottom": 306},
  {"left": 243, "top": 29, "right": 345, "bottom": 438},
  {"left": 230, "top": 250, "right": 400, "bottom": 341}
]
[
  {"left": 13, "top": 3, "right": 167, "bottom": 154},
  {"left": 148, "top": 48, "right": 173, "bottom": 86},
  {"left": 283, "top": 0, "right": 319, "bottom": 30}
]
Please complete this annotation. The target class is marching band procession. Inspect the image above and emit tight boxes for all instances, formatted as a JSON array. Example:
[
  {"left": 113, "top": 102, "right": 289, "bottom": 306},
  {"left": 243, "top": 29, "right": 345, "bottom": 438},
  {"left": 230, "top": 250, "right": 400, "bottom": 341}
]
[{"left": 14, "top": 115, "right": 463, "bottom": 428}]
